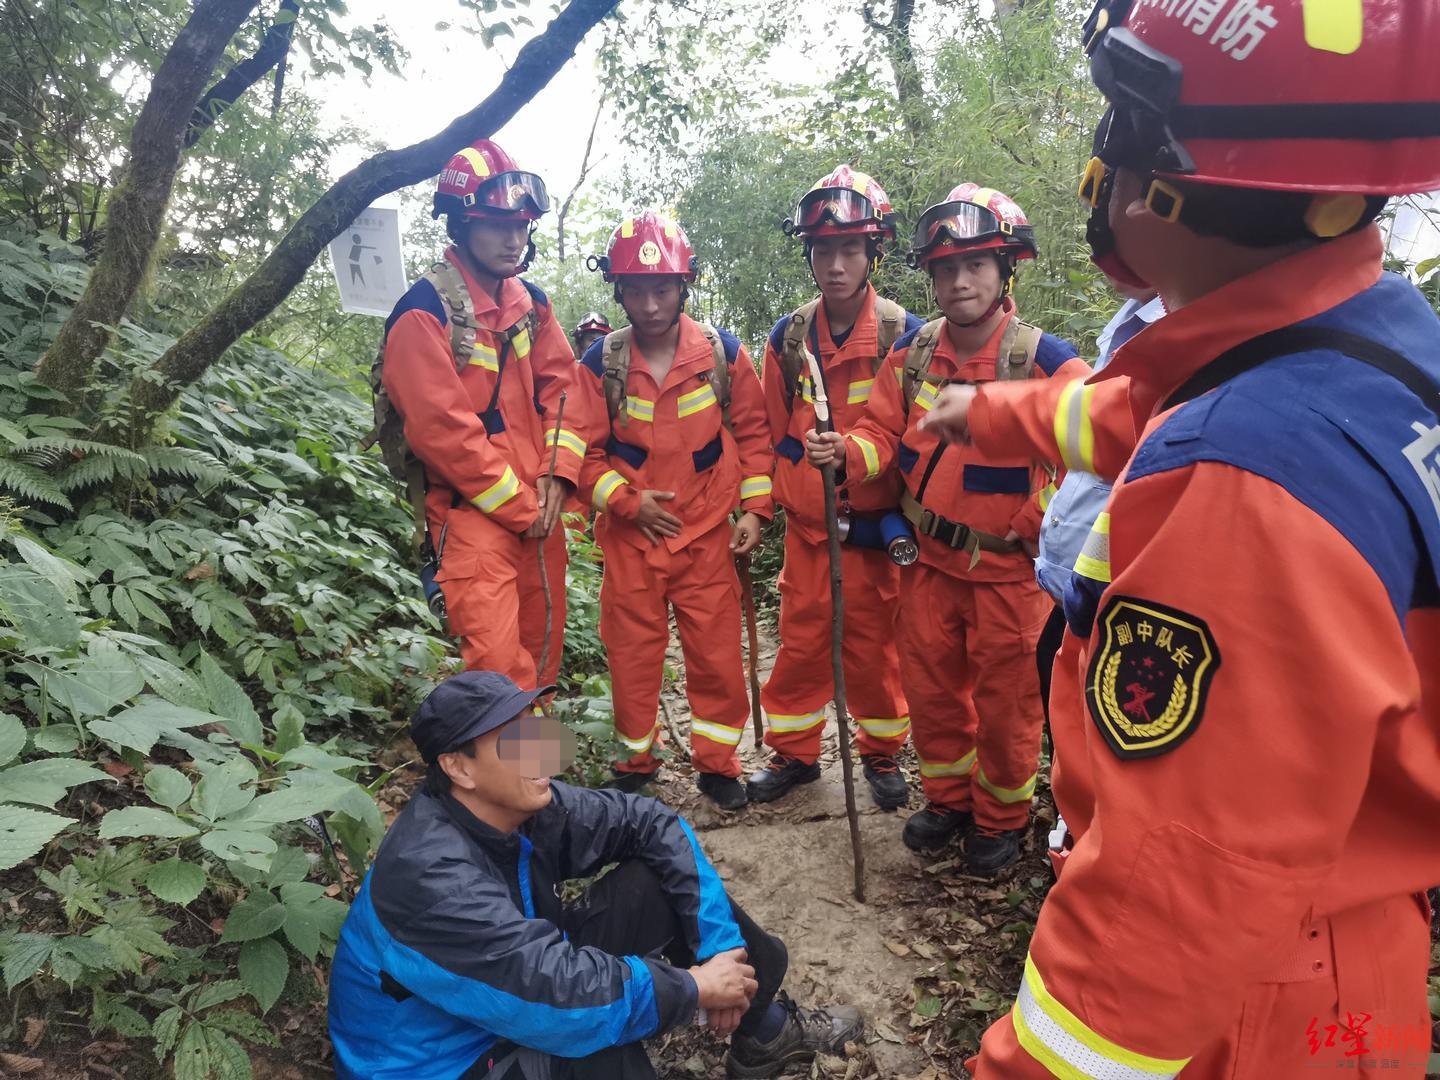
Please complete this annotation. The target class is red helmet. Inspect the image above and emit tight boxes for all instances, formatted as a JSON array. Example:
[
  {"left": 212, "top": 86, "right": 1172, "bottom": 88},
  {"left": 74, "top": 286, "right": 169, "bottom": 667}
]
[
  {"left": 589, "top": 211, "right": 698, "bottom": 281},
  {"left": 1081, "top": 0, "right": 1440, "bottom": 195},
  {"left": 908, "top": 183, "right": 1038, "bottom": 269},
  {"left": 784, "top": 165, "right": 898, "bottom": 240},
  {"left": 574, "top": 311, "right": 611, "bottom": 336},
  {"left": 432, "top": 139, "right": 550, "bottom": 222}
]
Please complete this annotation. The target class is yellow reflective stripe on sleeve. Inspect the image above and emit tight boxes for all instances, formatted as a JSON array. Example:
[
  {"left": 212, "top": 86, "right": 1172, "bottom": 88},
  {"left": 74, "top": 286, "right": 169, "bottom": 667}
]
[
  {"left": 593, "top": 469, "right": 628, "bottom": 511},
  {"left": 913, "top": 381, "right": 941, "bottom": 413},
  {"left": 471, "top": 465, "right": 522, "bottom": 513},
  {"left": 1071, "top": 511, "right": 1111, "bottom": 583},
  {"left": 740, "top": 476, "right": 772, "bottom": 500},
  {"left": 1013, "top": 956, "right": 1190, "bottom": 1079},
  {"left": 626, "top": 397, "right": 655, "bottom": 422},
  {"left": 976, "top": 766, "right": 1036, "bottom": 804},
  {"left": 918, "top": 749, "right": 976, "bottom": 778},
  {"left": 848, "top": 434, "right": 880, "bottom": 479},
  {"left": 767, "top": 710, "right": 824, "bottom": 733},
  {"left": 855, "top": 716, "right": 910, "bottom": 739},
  {"left": 1054, "top": 380, "right": 1095, "bottom": 473},
  {"left": 847, "top": 378, "right": 875, "bottom": 405},
  {"left": 893, "top": 366, "right": 906, "bottom": 387},
  {"left": 618, "top": 722, "right": 660, "bottom": 754},
  {"left": 546, "top": 427, "right": 586, "bottom": 461},
  {"left": 676, "top": 383, "right": 718, "bottom": 418},
  {"left": 511, "top": 327, "right": 531, "bottom": 359},
  {"left": 469, "top": 343, "right": 500, "bottom": 371},
  {"left": 1303, "top": 0, "right": 1362, "bottom": 54},
  {"left": 691, "top": 718, "right": 744, "bottom": 746},
  {"left": 1038, "top": 481, "right": 1058, "bottom": 510}
]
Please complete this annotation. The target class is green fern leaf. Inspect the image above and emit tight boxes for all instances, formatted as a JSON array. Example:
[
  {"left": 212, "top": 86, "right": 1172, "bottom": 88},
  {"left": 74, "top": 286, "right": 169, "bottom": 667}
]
[{"left": 0, "top": 459, "right": 73, "bottom": 509}]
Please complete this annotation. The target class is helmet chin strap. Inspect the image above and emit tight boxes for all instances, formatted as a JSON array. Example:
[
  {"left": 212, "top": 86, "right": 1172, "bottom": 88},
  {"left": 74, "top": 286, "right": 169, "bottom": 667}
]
[{"left": 942, "top": 254, "right": 1013, "bottom": 329}]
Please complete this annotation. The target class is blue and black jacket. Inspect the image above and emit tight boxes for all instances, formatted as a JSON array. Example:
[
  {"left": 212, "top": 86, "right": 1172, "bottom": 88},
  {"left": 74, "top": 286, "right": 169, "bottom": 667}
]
[{"left": 328, "top": 781, "right": 744, "bottom": 1078}]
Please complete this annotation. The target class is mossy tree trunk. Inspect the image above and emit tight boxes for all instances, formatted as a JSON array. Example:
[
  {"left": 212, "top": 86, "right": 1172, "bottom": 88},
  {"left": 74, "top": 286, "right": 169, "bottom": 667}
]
[
  {"left": 33, "top": 0, "right": 261, "bottom": 401},
  {"left": 114, "top": 0, "right": 621, "bottom": 448}
]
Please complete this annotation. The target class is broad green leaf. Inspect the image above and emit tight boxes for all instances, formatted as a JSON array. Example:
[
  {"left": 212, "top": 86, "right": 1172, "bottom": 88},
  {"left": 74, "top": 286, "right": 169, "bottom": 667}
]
[
  {"left": 31, "top": 646, "right": 145, "bottom": 717},
  {"left": 0, "top": 757, "right": 110, "bottom": 808},
  {"left": 219, "top": 892, "right": 286, "bottom": 943},
  {"left": 221, "top": 776, "right": 351, "bottom": 828},
  {"left": 203, "top": 1007, "right": 278, "bottom": 1047},
  {"left": 263, "top": 843, "right": 311, "bottom": 887},
  {"left": 94, "top": 994, "right": 152, "bottom": 1037},
  {"left": 279, "top": 882, "right": 347, "bottom": 961},
  {"left": 192, "top": 978, "right": 246, "bottom": 1012},
  {"left": 0, "top": 713, "right": 23, "bottom": 766},
  {"left": 192, "top": 756, "right": 257, "bottom": 821},
  {"left": 143, "top": 764, "right": 192, "bottom": 809},
  {"left": 237, "top": 936, "right": 288, "bottom": 1013},
  {"left": 270, "top": 704, "right": 305, "bottom": 756},
  {"left": 2, "top": 932, "right": 54, "bottom": 990},
  {"left": 152, "top": 1005, "right": 185, "bottom": 1059},
  {"left": 0, "top": 566, "right": 81, "bottom": 653},
  {"left": 30, "top": 724, "right": 79, "bottom": 754},
  {"left": 132, "top": 652, "right": 210, "bottom": 710},
  {"left": 202, "top": 1027, "right": 257, "bottom": 1080},
  {"left": 97, "top": 806, "right": 198, "bottom": 841},
  {"left": 146, "top": 857, "right": 207, "bottom": 906},
  {"left": 0, "top": 805, "right": 73, "bottom": 869},
  {"left": 9, "top": 534, "right": 91, "bottom": 603},
  {"left": 199, "top": 829, "right": 276, "bottom": 871},
  {"left": 88, "top": 899, "right": 174, "bottom": 972},
  {"left": 199, "top": 650, "right": 262, "bottom": 746},
  {"left": 172, "top": 1020, "right": 212, "bottom": 1080},
  {"left": 88, "top": 696, "right": 225, "bottom": 755},
  {"left": 278, "top": 745, "right": 366, "bottom": 772}
]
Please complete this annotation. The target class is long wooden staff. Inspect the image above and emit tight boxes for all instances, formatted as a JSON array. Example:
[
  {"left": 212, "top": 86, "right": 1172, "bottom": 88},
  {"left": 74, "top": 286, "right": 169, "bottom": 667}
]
[
  {"left": 802, "top": 349, "right": 866, "bottom": 901},
  {"left": 536, "top": 391, "right": 567, "bottom": 682},
  {"left": 737, "top": 552, "right": 765, "bottom": 749}
]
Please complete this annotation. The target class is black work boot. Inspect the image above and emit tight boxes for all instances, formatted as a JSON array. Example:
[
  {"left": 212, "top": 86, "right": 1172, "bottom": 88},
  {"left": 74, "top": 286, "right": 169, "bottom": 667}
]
[
  {"left": 698, "top": 771, "right": 749, "bottom": 810},
  {"left": 602, "top": 768, "right": 659, "bottom": 795},
  {"left": 726, "top": 992, "right": 865, "bottom": 1079},
  {"left": 745, "top": 755, "right": 822, "bottom": 804},
  {"left": 860, "top": 754, "right": 909, "bottom": 810},
  {"left": 965, "top": 826, "right": 1025, "bottom": 876},
  {"left": 901, "top": 803, "right": 972, "bottom": 853}
]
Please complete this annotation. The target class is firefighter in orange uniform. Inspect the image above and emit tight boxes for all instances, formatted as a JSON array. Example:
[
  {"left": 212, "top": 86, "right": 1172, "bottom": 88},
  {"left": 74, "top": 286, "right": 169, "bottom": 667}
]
[
  {"left": 806, "top": 184, "right": 1088, "bottom": 875},
  {"left": 572, "top": 311, "right": 612, "bottom": 361},
  {"left": 914, "top": 3, "right": 1440, "bottom": 1075},
  {"left": 747, "top": 165, "right": 923, "bottom": 809},
  {"left": 577, "top": 212, "right": 773, "bottom": 810},
  {"left": 381, "top": 139, "right": 584, "bottom": 690}
]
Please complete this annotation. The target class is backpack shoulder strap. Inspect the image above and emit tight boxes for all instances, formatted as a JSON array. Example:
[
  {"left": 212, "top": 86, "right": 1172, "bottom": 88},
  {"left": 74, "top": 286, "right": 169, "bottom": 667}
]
[
  {"left": 997, "top": 318, "right": 1043, "bottom": 382},
  {"left": 872, "top": 296, "right": 906, "bottom": 373},
  {"left": 902, "top": 318, "right": 947, "bottom": 412},
  {"left": 602, "top": 328, "right": 632, "bottom": 426},
  {"left": 698, "top": 322, "right": 733, "bottom": 433},
  {"left": 780, "top": 299, "right": 822, "bottom": 410},
  {"left": 424, "top": 260, "right": 476, "bottom": 371}
]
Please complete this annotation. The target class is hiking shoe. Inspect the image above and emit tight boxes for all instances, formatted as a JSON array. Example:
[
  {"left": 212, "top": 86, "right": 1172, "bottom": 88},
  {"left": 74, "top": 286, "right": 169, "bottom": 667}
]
[
  {"left": 603, "top": 768, "right": 658, "bottom": 794},
  {"left": 965, "top": 826, "right": 1025, "bottom": 876},
  {"left": 901, "top": 803, "right": 972, "bottom": 853},
  {"left": 745, "top": 755, "right": 822, "bottom": 804},
  {"left": 726, "top": 992, "right": 865, "bottom": 1079},
  {"left": 860, "top": 754, "right": 908, "bottom": 810},
  {"left": 698, "top": 771, "right": 749, "bottom": 810}
]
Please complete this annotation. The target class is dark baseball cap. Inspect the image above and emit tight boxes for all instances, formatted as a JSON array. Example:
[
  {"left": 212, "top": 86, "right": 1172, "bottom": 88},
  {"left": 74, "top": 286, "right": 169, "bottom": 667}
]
[{"left": 411, "top": 671, "right": 556, "bottom": 763}]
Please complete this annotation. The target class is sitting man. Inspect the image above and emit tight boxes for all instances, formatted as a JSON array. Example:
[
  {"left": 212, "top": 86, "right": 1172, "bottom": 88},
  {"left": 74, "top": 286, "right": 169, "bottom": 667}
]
[{"left": 328, "top": 670, "right": 863, "bottom": 1079}]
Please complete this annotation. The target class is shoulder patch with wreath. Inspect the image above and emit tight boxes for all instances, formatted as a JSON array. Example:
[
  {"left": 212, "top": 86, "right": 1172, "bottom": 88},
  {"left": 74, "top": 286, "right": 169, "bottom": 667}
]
[{"left": 1084, "top": 595, "right": 1220, "bottom": 760}]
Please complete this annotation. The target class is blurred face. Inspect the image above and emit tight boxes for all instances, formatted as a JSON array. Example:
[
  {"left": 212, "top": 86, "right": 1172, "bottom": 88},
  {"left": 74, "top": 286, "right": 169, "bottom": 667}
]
[
  {"left": 929, "top": 251, "right": 1004, "bottom": 326},
  {"left": 574, "top": 330, "right": 605, "bottom": 357},
  {"left": 809, "top": 234, "right": 871, "bottom": 303},
  {"left": 617, "top": 275, "right": 685, "bottom": 341},
  {"left": 440, "top": 712, "right": 577, "bottom": 825},
  {"left": 463, "top": 215, "right": 531, "bottom": 279}
]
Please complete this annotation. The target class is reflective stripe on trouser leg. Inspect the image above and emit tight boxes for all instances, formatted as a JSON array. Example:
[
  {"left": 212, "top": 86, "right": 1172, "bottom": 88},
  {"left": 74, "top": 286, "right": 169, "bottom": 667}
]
[
  {"left": 897, "top": 565, "right": 979, "bottom": 811},
  {"left": 837, "top": 545, "right": 909, "bottom": 759},
  {"left": 441, "top": 512, "right": 535, "bottom": 687},
  {"left": 968, "top": 579, "right": 1049, "bottom": 830},
  {"left": 1012, "top": 956, "right": 1189, "bottom": 1079},
  {"left": 762, "top": 530, "right": 835, "bottom": 763},
  {"left": 670, "top": 522, "right": 748, "bottom": 778},
  {"left": 598, "top": 532, "right": 671, "bottom": 774}
]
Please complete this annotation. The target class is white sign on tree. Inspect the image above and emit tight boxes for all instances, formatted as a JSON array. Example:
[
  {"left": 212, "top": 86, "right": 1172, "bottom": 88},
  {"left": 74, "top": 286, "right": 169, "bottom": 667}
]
[{"left": 328, "top": 202, "right": 407, "bottom": 317}]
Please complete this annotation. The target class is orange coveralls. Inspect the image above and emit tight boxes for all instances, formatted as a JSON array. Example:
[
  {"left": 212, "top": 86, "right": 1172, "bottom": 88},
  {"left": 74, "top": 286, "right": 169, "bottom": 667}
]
[
  {"left": 968, "top": 227, "right": 1440, "bottom": 1077},
  {"left": 759, "top": 287, "right": 920, "bottom": 762},
  {"left": 840, "top": 301, "right": 1086, "bottom": 830},
  {"left": 578, "top": 315, "right": 774, "bottom": 778},
  {"left": 382, "top": 249, "right": 584, "bottom": 690}
]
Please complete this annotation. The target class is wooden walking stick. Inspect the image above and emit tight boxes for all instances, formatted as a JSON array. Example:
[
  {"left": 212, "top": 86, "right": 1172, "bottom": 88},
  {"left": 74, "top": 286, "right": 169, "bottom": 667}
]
[
  {"left": 802, "top": 349, "right": 866, "bottom": 902},
  {"left": 738, "top": 552, "right": 765, "bottom": 749},
  {"left": 536, "top": 391, "right": 567, "bottom": 683}
]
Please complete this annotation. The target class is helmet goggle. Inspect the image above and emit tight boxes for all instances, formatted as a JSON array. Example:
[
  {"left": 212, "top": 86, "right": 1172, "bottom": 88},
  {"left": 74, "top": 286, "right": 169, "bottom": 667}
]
[
  {"left": 785, "top": 187, "right": 887, "bottom": 235},
  {"left": 462, "top": 170, "right": 552, "bottom": 219},
  {"left": 909, "top": 199, "right": 1035, "bottom": 263}
]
